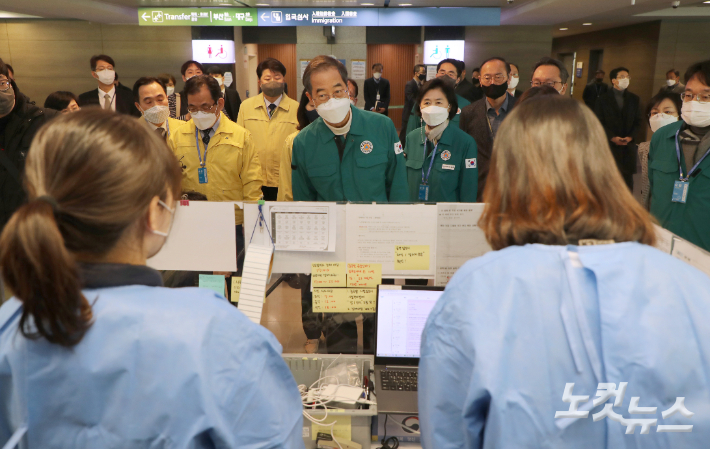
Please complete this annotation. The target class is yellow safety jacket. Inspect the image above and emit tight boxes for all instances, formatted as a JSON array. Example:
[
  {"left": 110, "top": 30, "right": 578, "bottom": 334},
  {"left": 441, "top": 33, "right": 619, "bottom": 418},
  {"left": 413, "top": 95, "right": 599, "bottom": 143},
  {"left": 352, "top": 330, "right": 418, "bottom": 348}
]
[
  {"left": 277, "top": 131, "right": 299, "bottom": 202},
  {"left": 138, "top": 116, "right": 186, "bottom": 140},
  {"left": 169, "top": 113, "right": 263, "bottom": 225},
  {"left": 237, "top": 93, "right": 299, "bottom": 188}
]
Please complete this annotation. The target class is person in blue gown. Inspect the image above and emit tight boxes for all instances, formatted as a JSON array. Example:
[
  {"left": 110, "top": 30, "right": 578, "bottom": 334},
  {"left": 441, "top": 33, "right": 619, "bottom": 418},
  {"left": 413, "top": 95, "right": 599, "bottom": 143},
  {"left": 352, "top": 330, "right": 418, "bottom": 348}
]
[
  {"left": 418, "top": 95, "right": 710, "bottom": 449},
  {"left": 0, "top": 110, "right": 305, "bottom": 449}
]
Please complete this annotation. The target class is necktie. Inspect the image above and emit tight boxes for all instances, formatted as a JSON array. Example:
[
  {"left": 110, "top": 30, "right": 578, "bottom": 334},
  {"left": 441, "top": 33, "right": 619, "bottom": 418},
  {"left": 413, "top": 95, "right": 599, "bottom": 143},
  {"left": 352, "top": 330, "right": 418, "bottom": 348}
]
[
  {"left": 268, "top": 103, "right": 277, "bottom": 118},
  {"left": 103, "top": 93, "right": 111, "bottom": 110},
  {"left": 156, "top": 127, "right": 166, "bottom": 140},
  {"left": 333, "top": 135, "right": 345, "bottom": 162},
  {"left": 202, "top": 130, "right": 211, "bottom": 149}
]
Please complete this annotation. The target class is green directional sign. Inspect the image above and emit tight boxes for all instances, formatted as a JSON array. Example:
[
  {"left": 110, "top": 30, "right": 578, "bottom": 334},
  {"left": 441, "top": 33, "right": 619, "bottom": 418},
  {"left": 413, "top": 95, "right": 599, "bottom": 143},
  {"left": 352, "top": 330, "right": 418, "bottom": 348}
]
[{"left": 138, "top": 8, "right": 258, "bottom": 26}]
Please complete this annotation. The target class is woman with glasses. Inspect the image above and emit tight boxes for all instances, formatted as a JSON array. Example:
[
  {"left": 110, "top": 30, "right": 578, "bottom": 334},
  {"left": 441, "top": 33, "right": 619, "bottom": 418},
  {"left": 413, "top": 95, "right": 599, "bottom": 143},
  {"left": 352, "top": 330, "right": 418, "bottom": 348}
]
[
  {"left": 637, "top": 91, "right": 682, "bottom": 209},
  {"left": 649, "top": 59, "right": 710, "bottom": 252}
]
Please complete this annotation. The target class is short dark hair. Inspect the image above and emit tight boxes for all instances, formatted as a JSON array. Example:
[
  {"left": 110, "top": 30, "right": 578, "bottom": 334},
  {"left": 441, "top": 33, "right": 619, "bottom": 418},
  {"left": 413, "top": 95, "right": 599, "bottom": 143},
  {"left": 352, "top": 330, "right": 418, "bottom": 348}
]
[
  {"left": 595, "top": 70, "right": 605, "bottom": 76},
  {"left": 372, "top": 63, "right": 383, "bottom": 71},
  {"left": 610, "top": 67, "right": 630, "bottom": 81},
  {"left": 414, "top": 64, "right": 426, "bottom": 74},
  {"left": 180, "top": 60, "right": 204, "bottom": 76},
  {"left": 257, "top": 58, "right": 286, "bottom": 78},
  {"left": 645, "top": 90, "right": 683, "bottom": 125},
  {"left": 532, "top": 57, "right": 568, "bottom": 84},
  {"left": 517, "top": 85, "right": 559, "bottom": 104},
  {"left": 0, "top": 59, "right": 9, "bottom": 78},
  {"left": 472, "top": 67, "right": 481, "bottom": 73},
  {"left": 414, "top": 77, "right": 459, "bottom": 121},
  {"left": 157, "top": 73, "right": 176, "bottom": 87},
  {"left": 667, "top": 69, "right": 680, "bottom": 78},
  {"left": 296, "top": 89, "right": 312, "bottom": 131},
  {"left": 185, "top": 74, "right": 222, "bottom": 104},
  {"left": 133, "top": 77, "right": 167, "bottom": 102},
  {"left": 43, "top": 91, "right": 78, "bottom": 110},
  {"left": 480, "top": 57, "right": 511, "bottom": 78},
  {"left": 303, "top": 56, "right": 348, "bottom": 95},
  {"left": 207, "top": 65, "right": 225, "bottom": 76},
  {"left": 437, "top": 59, "right": 463, "bottom": 78},
  {"left": 6, "top": 64, "right": 13, "bottom": 77},
  {"left": 347, "top": 78, "right": 359, "bottom": 98},
  {"left": 113, "top": 72, "right": 119, "bottom": 81},
  {"left": 684, "top": 59, "right": 710, "bottom": 85},
  {"left": 509, "top": 62, "right": 519, "bottom": 72},
  {"left": 90, "top": 54, "right": 115, "bottom": 71}
]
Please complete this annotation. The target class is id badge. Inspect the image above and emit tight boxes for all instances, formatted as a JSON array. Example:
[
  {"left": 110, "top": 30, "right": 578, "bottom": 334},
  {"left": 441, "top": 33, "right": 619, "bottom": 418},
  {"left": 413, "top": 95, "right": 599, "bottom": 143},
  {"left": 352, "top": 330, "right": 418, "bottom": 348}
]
[
  {"left": 198, "top": 167, "right": 208, "bottom": 184},
  {"left": 376, "top": 93, "right": 381, "bottom": 101},
  {"left": 418, "top": 184, "right": 429, "bottom": 201},
  {"left": 672, "top": 180, "right": 688, "bottom": 203}
]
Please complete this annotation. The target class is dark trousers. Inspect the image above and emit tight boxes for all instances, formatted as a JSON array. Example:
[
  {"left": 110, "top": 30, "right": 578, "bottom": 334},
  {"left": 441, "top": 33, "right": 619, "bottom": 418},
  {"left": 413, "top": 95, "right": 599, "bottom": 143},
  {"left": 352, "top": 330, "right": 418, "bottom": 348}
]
[{"left": 262, "top": 186, "right": 278, "bottom": 201}]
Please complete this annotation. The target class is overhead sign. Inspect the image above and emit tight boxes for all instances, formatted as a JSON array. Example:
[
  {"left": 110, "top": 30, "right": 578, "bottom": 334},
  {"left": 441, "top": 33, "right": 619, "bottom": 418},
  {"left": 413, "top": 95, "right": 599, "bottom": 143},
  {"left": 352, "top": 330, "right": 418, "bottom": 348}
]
[
  {"left": 192, "top": 40, "right": 236, "bottom": 64},
  {"left": 138, "top": 7, "right": 500, "bottom": 27},
  {"left": 138, "top": 8, "right": 257, "bottom": 26},
  {"left": 424, "top": 40, "right": 465, "bottom": 65}
]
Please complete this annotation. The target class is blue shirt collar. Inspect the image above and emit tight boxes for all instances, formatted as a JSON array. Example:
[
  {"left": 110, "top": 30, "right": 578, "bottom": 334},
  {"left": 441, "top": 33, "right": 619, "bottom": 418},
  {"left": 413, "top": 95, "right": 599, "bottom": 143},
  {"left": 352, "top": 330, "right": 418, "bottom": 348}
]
[{"left": 486, "top": 94, "right": 510, "bottom": 114}]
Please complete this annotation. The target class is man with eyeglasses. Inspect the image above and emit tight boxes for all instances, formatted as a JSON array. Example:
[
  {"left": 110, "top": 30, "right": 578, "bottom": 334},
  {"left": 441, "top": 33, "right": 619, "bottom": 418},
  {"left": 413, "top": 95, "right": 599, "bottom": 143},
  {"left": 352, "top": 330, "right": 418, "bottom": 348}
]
[
  {"left": 531, "top": 56, "right": 569, "bottom": 95},
  {"left": 168, "top": 75, "right": 263, "bottom": 275},
  {"left": 460, "top": 56, "right": 518, "bottom": 201},
  {"left": 649, "top": 59, "right": 710, "bottom": 251},
  {"left": 291, "top": 56, "right": 408, "bottom": 354},
  {"left": 77, "top": 54, "right": 139, "bottom": 117},
  {"left": 0, "top": 60, "right": 58, "bottom": 231},
  {"left": 595, "top": 66, "right": 641, "bottom": 190}
]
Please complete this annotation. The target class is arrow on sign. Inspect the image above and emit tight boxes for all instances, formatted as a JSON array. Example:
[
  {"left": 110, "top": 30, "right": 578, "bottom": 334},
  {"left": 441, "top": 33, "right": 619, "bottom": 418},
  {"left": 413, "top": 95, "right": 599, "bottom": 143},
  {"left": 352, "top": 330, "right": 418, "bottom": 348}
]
[
  {"left": 260, "top": 12, "right": 268, "bottom": 21},
  {"left": 141, "top": 12, "right": 150, "bottom": 21}
]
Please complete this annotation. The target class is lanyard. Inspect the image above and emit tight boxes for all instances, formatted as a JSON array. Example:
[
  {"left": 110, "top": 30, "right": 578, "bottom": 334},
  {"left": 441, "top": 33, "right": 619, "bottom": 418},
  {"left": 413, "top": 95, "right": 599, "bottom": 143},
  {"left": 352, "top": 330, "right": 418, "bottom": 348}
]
[
  {"left": 165, "top": 119, "right": 170, "bottom": 138},
  {"left": 195, "top": 128, "right": 208, "bottom": 167},
  {"left": 675, "top": 129, "right": 710, "bottom": 181},
  {"left": 421, "top": 139, "right": 438, "bottom": 185}
]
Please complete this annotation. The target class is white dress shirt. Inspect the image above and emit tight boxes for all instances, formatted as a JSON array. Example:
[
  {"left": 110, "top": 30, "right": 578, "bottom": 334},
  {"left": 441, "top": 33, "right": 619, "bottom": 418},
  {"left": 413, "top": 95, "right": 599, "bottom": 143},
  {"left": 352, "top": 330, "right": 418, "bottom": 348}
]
[
  {"left": 264, "top": 94, "right": 283, "bottom": 118},
  {"left": 98, "top": 86, "right": 116, "bottom": 112}
]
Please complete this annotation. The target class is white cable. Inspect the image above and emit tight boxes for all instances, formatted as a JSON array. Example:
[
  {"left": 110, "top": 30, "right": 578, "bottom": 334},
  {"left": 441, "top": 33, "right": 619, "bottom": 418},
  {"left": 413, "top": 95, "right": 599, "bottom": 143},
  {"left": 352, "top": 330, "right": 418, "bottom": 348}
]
[{"left": 386, "top": 414, "right": 421, "bottom": 435}]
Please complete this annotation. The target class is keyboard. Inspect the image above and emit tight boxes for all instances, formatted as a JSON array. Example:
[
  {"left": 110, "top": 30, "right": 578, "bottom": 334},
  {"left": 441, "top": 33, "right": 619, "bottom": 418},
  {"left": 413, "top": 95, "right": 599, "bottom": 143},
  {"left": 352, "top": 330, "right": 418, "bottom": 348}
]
[{"left": 380, "top": 369, "right": 418, "bottom": 391}]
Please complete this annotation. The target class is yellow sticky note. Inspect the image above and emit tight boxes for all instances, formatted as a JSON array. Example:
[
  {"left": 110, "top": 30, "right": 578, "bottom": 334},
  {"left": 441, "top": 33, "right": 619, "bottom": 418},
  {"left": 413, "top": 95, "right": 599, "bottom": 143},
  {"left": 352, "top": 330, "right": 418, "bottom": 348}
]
[
  {"left": 312, "top": 262, "right": 347, "bottom": 288},
  {"left": 313, "top": 288, "right": 376, "bottom": 313},
  {"left": 394, "top": 245, "right": 430, "bottom": 270},
  {"left": 312, "top": 415, "right": 351, "bottom": 441},
  {"left": 346, "top": 263, "right": 382, "bottom": 288},
  {"left": 230, "top": 277, "right": 241, "bottom": 303}
]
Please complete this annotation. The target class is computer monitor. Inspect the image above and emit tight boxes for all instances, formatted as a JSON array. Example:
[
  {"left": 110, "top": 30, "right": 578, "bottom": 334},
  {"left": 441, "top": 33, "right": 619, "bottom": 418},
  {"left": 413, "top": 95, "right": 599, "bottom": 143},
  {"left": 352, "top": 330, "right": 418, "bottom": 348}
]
[{"left": 375, "top": 286, "right": 445, "bottom": 365}]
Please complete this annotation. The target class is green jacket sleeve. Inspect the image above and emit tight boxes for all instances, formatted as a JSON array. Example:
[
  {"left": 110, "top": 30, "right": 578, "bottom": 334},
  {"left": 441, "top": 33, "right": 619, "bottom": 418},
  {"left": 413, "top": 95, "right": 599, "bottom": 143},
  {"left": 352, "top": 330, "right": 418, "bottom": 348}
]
[
  {"left": 385, "top": 122, "right": 411, "bottom": 203},
  {"left": 291, "top": 136, "right": 317, "bottom": 201},
  {"left": 406, "top": 105, "right": 422, "bottom": 136},
  {"left": 459, "top": 135, "right": 479, "bottom": 202}
]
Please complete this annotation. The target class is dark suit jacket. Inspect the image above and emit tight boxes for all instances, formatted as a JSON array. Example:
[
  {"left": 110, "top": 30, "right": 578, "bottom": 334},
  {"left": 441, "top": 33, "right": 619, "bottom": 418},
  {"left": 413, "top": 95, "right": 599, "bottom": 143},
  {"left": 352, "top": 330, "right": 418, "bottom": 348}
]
[
  {"left": 595, "top": 88, "right": 642, "bottom": 175},
  {"left": 582, "top": 82, "right": 609, "bottom": 110},
  {"left": 222, "top": 87, "right": 242, "bottom": 122},
  {"left": 400, "top": 78, "right": 420, "bottom": 142},
  {"left": 364, "top": 77, "right": 391, "bottom": 115},
  {"left": 456, "top": 78, "right": 482, "bottom": 103},
  {"left": 78, "top": 84, "right": 140, "bottom": 117},
  {"left": 459, "top": 93, "right": 518, "bottom": 201}
]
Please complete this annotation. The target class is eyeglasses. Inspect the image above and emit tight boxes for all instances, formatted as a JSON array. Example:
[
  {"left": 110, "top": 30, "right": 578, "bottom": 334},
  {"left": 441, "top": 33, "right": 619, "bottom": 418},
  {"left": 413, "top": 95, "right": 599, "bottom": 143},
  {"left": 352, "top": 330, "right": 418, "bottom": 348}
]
[
  {"left": 314, "top": 89, "right": 348, "bottom": 103},
  {"left": 531, "top": 80, "right": 563, "bottom": 88},
  {"left": 187, "top": 103, "right": 219, "bottom": 114},
  {"left": 681, "top": 93, "right": 710, "bottom": 104},
  {"left": 0, "top": 79, "right": 10, "bottom": 91},
  {"left": 481, "top": 74, "right": 507, "bottom": 83}
]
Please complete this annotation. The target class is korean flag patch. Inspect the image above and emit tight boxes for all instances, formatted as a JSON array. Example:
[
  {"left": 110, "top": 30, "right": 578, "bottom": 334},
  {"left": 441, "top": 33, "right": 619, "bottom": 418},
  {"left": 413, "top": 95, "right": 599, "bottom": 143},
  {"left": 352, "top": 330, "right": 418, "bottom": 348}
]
[
  {"left": 394, "top": 142, "right": 403, "bottom": 155},
  {"left": 465, "top": 158, "right": 477, "bottom": 169}
]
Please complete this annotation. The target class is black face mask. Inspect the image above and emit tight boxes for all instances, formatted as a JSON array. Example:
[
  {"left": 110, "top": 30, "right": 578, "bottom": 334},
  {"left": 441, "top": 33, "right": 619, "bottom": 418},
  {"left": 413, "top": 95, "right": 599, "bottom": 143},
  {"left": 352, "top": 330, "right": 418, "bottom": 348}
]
[
  {"left": 418, "top": 73, "right": 427, "bottom": 81},
  {"left": 305, "top": 109, "right": 320, "bottom": 124},
  {"left": 472, "top": 77, "right": 480, "bottom": 86},
  {"left": 482, "top": 82, "right": 509, "bottom": 99},
  {"left": 595, "top": 78, "right": 604, "bottom": 84}
]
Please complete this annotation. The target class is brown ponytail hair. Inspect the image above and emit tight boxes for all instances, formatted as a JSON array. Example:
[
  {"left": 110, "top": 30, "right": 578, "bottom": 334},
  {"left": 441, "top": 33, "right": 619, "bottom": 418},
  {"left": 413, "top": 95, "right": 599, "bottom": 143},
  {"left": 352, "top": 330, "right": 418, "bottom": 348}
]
[{"left": 0, "top": 109, "right": 182, "bottom": 347}]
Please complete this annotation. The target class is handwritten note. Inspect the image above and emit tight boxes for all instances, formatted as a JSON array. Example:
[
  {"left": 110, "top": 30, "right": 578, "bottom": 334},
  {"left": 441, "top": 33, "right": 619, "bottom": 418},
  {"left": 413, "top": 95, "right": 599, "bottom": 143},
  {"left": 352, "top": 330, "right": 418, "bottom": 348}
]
[
  {"left": 394, "top": 245, "right": 430, "bottom": 270},
  {"left": 199, "top": 274, "right": 226, "bottom": 297},
  {"left": 311, "top": 415, "right": 352, "bottom": 441},
  {"left": 230, "top": 277, "right": 241, "bottom": 303},
  {"left": 312, "top": 288, "right": 376, "bottom": 313},
  {"left": 346, "top": 263, "right": 382, "bottom": 288},
  {"left": 312, "top": 262, "right": 347, "bottom": 288}
]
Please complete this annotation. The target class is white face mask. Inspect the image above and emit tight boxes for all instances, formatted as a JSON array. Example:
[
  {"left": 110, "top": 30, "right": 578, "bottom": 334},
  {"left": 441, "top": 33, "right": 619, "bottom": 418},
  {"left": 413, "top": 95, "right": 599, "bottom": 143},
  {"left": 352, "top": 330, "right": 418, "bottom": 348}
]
[
  {"left": 373, "top": 72, "right": 382, "bottom": 80},
  {"left": 617, "top": 78, "right": 630, "bottom": 90},
  {"left": 421, "top": 106, "right": 450, "bottom": 127},
  {"left": 141, "top": 105, "right": 170, "bottom": 126},
  {"left": 649, "top": 113, "right": 679, "bottom": 133},
  {"left": 96, "top": 69, "right": 115, "bottom": 85},
  {"left": 166, "top": 86, "right": 175, "bottom": 96},
  {"left": 150, "top": 200, "right": 175, "bottom": 238},
  {"left": 682, "top": 100, "right": 710, "bottom": 128},
  {"left": 667, "top": 79, "right": 677, "bottom": 87},
  {"left": 192, "top": 110, "right": 219, "bottom": 130},
  {"left": 315, "top": 97, "right": 351, "bottom": 124},
  {"left": 215, "top": 77, "right": 224, "bottom": 87},
  {"left": 508, "top": 76, "right": 520, "bottom": 90}
]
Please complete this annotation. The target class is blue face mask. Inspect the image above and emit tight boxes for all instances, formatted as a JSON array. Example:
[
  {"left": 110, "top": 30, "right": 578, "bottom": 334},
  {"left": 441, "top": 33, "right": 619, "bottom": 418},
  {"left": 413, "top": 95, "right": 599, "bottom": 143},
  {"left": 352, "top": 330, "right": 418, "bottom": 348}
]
[{"left": 305, "top": 109, "right": 320, "bottom": 124}]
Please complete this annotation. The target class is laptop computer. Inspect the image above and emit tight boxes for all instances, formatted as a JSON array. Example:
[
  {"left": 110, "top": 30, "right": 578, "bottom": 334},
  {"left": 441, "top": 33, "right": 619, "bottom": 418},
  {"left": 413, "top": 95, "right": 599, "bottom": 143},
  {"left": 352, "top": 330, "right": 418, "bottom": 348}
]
[{"left": 373, "top": 285, "right": 445, "bottom": 414}]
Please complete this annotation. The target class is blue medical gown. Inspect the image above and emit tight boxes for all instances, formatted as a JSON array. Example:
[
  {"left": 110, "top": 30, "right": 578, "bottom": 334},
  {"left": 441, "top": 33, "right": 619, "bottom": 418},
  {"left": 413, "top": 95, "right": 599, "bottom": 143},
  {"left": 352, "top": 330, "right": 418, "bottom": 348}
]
[
  {"left": 0, "top": 286, "right": 305, "bottom": 449},
  {"left": 419, "top": 243, "right": 710, "bottom": 449}
]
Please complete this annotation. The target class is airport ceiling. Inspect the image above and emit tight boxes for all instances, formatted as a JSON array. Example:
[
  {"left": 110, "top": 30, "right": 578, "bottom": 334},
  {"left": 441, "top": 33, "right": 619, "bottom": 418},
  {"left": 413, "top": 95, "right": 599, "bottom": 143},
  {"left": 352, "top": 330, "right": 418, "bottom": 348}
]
[{"left": 0, "top": 0, "right": 708, "bottom": 36}]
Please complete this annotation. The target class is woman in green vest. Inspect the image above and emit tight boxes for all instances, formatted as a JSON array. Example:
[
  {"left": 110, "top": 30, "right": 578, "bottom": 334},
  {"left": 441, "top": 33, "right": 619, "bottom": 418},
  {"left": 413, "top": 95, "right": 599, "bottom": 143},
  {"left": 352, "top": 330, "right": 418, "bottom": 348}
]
[{"left": 404, "top": 77, "right": 478, "bottom": 202}]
